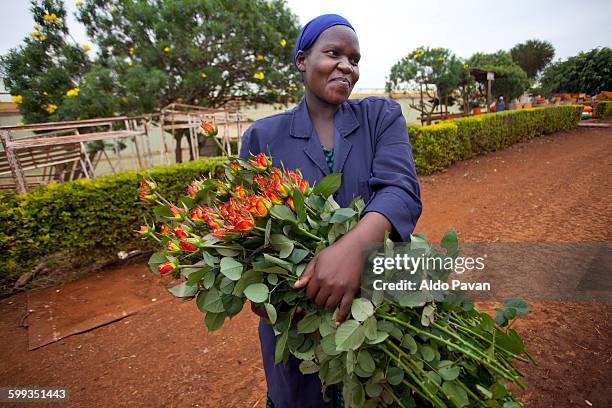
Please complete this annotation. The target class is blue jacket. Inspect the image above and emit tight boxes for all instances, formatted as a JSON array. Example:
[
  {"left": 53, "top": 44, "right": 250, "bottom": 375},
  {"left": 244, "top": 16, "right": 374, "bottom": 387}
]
[
  {"left": 239, "top": 96, "right": 422, "bottom": 408},
  {"left": 240, "top": 96, "right": 422, "bottom": 241}
]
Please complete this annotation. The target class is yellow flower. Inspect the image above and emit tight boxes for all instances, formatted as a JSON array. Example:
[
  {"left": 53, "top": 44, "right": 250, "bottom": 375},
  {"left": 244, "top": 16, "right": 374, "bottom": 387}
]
[
  {"left": 16, "top": 121, "right": 25, "bottom": 126},
  {"left": 39, "top": 35, "right": 47, "bottom": 41},
  {"left": 66, "top": 88, "right": 79, "bottom": 97},
  {"left": 31, "top": 31, "right": 40, "bottom": 38},
  {"left": 253, "top": 72, "right": 265, "bottom": 80},
  {"left": 43, "top": 91, "right": 49, "bottom": 96},
  {"left": 34, "top": 25, "right": 41, "bottom": 30},
  {"left": 267, "top": 3, "right": 273, "bottom": 9},
  {"left": 200, "top": 72, "right": 207, "bottom": 78},
  {"left": 280, "top": 38, "right": 287, "bottom": 47},
  {"left": 76, "top": 0, "right": 84, "bottom": 7},
  {"left": 129, "top": 47, "right": 135, "bottom": 55},
  {"left": 164, "top": 47, "right": 172, "bottom": 53},
  {"left": 11, "top": 95, "right": 23, "bottom": 104},
  {"left": 256, "top": 54, "right": 264, "bottom": 61},
  {"left": 289, "top": 84, "right": 297, "bottom": 91},
  {"left": 43, "top": 13, "right": 58, "bottom": 22},
  {"left": 82, "top": 44, "right": 91, "bottom": 51},
  {"left": 437, "top": 56, "right": 444, "bottom": 62},
  {"left": 128, "top": 61, "right": 133, "bottom": 66},
  {"left": 46, "top": 104, "right": 58, "bottom": 113}
]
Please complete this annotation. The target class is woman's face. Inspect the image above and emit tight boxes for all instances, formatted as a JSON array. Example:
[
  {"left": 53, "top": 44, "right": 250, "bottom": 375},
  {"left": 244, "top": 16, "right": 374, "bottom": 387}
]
[{"left": 296, "top": 25, "right": 361, "bottom": 106}]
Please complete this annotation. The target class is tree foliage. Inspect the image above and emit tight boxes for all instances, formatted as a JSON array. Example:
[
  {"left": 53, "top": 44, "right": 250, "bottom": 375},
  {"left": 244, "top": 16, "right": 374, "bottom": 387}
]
[
  {"left": 386, "top": 46, "right": 463, "bottom": 124},
  {"left": 539, "top": 47, "right": 612, "bottom": 95},
  {"left": 468, "top": 51, "right": 529, "bottom": 101},
  {"left": 510, "top": 39, "right": 555, "bottom": 80},
  {"left": 75, "top": 0, "right": 302, "bottom": 112},
  {"left": 0, "top": 0, "right": 91, "bottom": 123}
]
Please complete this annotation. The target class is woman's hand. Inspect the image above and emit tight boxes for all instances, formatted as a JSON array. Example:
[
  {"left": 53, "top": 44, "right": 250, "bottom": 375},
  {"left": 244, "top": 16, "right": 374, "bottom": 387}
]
[{"left": 294, "top": 212, "right": 392, "bottom": 324}]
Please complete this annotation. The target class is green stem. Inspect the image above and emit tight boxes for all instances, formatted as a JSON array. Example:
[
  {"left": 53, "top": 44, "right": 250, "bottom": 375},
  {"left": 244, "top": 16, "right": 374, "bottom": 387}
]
[
  {"left": 382, "top": 384, "right": 408, "bottom": 408},
  {"left": 377, "top": 313, "right": 523, "bottom": 388},
  {"left": 296, "top": 227, "right": 324, "bottom": 241}
]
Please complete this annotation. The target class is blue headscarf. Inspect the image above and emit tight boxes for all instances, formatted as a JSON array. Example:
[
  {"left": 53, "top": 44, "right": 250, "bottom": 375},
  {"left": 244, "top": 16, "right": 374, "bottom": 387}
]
[{"left": 292, "top": 14, "right": 355, "bottom": 65}]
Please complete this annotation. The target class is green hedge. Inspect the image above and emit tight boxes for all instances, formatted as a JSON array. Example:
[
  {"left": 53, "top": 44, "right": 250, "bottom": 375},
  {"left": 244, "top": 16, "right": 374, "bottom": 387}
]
[
  {"left": 595, "top": 101, "right": 612, "bottom": 119},
  {"left": 0, "top": 158, "right": 225, "bottom": 294},
  {"left": 409, "top": 105, "right": 583, "bottom": 175}
]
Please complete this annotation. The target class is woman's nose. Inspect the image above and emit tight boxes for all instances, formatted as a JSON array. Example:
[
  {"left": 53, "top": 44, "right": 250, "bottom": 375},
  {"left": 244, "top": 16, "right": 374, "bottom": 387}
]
[{"left": 337, "top": 59, "right": 353, "bottom": 74}]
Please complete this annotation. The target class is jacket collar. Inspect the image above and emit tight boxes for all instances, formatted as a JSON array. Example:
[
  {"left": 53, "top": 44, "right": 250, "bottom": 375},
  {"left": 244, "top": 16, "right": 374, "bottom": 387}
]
[{"left": 289, "top": 98, "right": 360, "bottom": 139}]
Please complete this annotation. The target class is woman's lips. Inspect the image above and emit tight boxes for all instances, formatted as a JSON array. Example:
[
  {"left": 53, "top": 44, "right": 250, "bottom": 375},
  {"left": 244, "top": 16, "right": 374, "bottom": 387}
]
[{"left": 330, "top": 78, "right": 351, "bottom": 88}]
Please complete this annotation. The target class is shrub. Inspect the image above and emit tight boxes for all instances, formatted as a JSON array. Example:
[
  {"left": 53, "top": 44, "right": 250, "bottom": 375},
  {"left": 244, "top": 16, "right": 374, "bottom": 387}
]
[
  {"left": 410, "top": 105, "right": 582, "bottom": 175},
  {"left": 595, "top": 101, "right": 612, "bottom": 119},
  {"left": 0, "top": 157, "right": 225, "bottom": 294}
]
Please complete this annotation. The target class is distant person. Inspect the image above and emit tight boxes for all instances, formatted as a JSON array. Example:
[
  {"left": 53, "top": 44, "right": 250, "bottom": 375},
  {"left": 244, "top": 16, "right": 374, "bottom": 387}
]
[{"left": 496, "top": 97, "right": 506, "bottom": 112}]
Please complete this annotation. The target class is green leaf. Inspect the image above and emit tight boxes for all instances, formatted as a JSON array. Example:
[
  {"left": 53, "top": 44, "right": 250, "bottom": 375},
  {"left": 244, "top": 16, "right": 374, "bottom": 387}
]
[
  {"left": 267, "top": 274, "right": 279, "bottom": 285},
  {"left": 351, "top": 298, "right": 374, "bottom": 322},
  {"left": 216, "top": 247, "right": 240, "bottom": 257},
  {"left": 220, "top": 257, "right": 243, "bottom": 281},
  {"left": 180, "top": 260, "right": 208, "bottom": 278},
  {"left": 364, "top": 316, "right": 378, "bottom": 340},
  {"left": 148, "top": 251, "right": 167, "bottom": 275},
  {"left": 201, "top": 268, "right": 216, "bottom": 289},
  {"left": 185, "top": 268, "right": 207, "bottom": 286},
  {"left": 264, "top": 218, "right": 272, "bottom": 246},
  {"left": 438, "top": 361, "right": 460, "bottom": 381},
  {"left": 297, "top": 313, "right": 321, "bottom": 334},
  {"left": 476, "top": 384, "right": 493, "bottom": 399},
  {"left": 292, "top": 188, "right": 307, "bottom": 222},
  {"left": 319, "top": 313, "right": 337, "bottom": 337},
  {"left": 204, "top": 312, "right": 225, "bottom": 331},
  {"left": 504, "top": 298, "right": 529, "bottom": 316},
  {"left": 219, "top": 277, "right": 235, "bottom": 294},
  {"left": 503, "top": 402, "right": 522, "bottom": 408},
  {"left": 321, "top": 334, "right": 342, "bottom": 356},
  {"left": 288, "top": 248, "right": 310, "bottom": 264},
  {"left": 264, "top": 303, "right": 277, "bottom": 324},
  {"left": 232, "top": 269, "right": 263, "bottom": 296},
  {"left": 270, "top": 205, "right": 297, "bottom": 223},
  {"left": 270, "top": 234, "right": 294, "bottom": 258},
  {"left": 244, "top": 283, "right": 269, "bottom": 303},
  {"left": 197, "top": 288, "right": 224, "bottom": 313},
  {"left": 335, "top": 320, "right": 366, "bottom": 351},
  {"left": 442, "top": 381, "right": 469, "bottom": 407},
  {"left": 398, "top": 291, "right": 428, "bottom": 307},
  {"left": 420, "top": 345, "right": 435, "bottom": 362},
  {"left": 365, "top": 382, "right": 383, "bottom": 398},
  {"left": 275, "top": 329, "right": 289, "bottom": 365},
  {"left": 401, "top": 334, "right": 418, "bottom": 354},
  {"left": 357, "top": 350, "right": 376, "bottom": 374},
  {"left": 203, "top": 251, "right": 219, "bottom": 267},
  {"left": 312, "top": 173, "right": 342, "bottom": 197},
  {"left": 387, "top": 367, "right": 404, "bottom": 385},
  {"left": 346, "top": 350, "right": 356, "bottom": 374},
  {"left": 154, "top": 205, "right": 173, "bottom": 218},
  {"left": 329, "top": 208, "right": 357, "bottom": 223},
  {"left": 441, "top": 229, "right": 459, "bottom": 257},
  {"left": 299, "top": 360, "right": 319, "bottom": 375},
  {"left": 167, "top": 282, "right": 198, "bottom": 298},
  {"left": 262, "top": 253, "right": 294, "bottom": 272}
]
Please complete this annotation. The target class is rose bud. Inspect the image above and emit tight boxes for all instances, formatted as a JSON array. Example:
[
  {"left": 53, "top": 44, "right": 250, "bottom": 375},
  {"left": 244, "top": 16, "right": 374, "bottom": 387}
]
[
  {"left": 298, "top": 180, "right": 310, "bottom": 195},
  {"left": 233, "top": 185, "right": 247, "bottom": 199},
  {"left": 179, "top": 241, "right": 198, "bottom": 252},
  {"left": 159, "top": 224, "right": 171, "bottom": 235},
  {"left": 138, "top": 192, "right": 155, "bottom": 202},
  {"left": 264, "top": 189, "right": 282, "bottom": 205},
  {"left": 200, "top": 120, "right": 218, "bottom": 138},
  {"left": 173, "top": 225, "right": 188, "bottom": 238},
  {"left": 229, "top": 161, "right": 242, "bottom": 174},
  {"left": 286, "top": 197, "right": 295, "bottom": 212},
  {"left": 169, "top": 206, "right": 185, "bottom": 221},
  {"left": 166, "top": 241, "right": 180, "bottom": 251},
  {"left": 190, "top": 207, "right": 205, "bottom": 221},
  {"left": 138, "top": 225, "right": 152, "bottom": 236},
  {"left": 249, "top": 153, "right": 271, "bottom": 171},
  {"left": 233, "top": 217, "right": 254, "bottom": 232},
  {"left": 158, "top": 261, "right": 176, "bottom": 275},
  {"left": 249, "top": 196, "right": 270, "bottom": 217}
]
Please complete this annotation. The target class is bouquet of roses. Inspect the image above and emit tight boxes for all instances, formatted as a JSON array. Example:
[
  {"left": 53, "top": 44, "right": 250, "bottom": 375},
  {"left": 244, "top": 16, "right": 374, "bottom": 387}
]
[{"left": 136, "top": 130, "right": 533, "bottom": 407}]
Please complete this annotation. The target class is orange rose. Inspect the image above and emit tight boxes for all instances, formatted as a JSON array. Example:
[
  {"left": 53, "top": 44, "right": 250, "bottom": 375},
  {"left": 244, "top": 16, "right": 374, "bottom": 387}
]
[{"left": 158, "top": 261, "right": 176, "bottom": 275}]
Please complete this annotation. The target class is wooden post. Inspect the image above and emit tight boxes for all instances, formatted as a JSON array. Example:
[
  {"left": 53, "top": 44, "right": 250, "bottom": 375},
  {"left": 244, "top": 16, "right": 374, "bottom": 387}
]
[
  {"left": 143, "top": 119, "right": 154, "bottom": 168},
  {"left": 160, "top": 113, "right": 169, "bottom": 165},
  {"left": 1, "top": 130, "right": 28, "bottom": 194}
]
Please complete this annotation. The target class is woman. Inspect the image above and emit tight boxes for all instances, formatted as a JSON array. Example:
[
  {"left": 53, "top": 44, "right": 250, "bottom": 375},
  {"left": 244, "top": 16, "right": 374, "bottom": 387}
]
[{"left": 239, "top": 14, "right": 422, "bottom": 408}]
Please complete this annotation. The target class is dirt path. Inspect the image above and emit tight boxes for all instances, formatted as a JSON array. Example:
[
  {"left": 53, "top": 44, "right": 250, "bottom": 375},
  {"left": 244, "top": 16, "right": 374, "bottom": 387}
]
[{"left": 1, "top": 126, "right": 610, "bottom": 408}]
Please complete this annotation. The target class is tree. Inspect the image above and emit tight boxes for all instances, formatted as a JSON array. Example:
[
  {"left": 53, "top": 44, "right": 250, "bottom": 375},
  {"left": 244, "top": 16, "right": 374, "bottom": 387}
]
[
  {"left": 386, "top": 46, "right": 463, "bottom": 124},
  {"left": 74, "top": 0, "right": 302, "bottom": 162},
  {"left": 468, "top": 51, "right": 529, "bottom": 102},
  {"left": 539, "top": 47, "right": 612, "bottom": 95},
  {"left": 0, "top": 0, "right": 91, "bottom": 124},
  {"left": 510, "top": 39, "right": 555, "bottom": 80}
]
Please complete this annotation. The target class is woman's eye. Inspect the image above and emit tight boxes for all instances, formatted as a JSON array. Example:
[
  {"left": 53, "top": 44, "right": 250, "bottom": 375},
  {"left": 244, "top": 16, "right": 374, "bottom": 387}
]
[{"left": 326, "top": 50, "right": 338, "bottom": 56}]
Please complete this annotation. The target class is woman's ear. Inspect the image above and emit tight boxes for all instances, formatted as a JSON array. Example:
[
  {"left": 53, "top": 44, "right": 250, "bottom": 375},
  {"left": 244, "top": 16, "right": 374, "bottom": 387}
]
[{"left": 295, "top": 50, "right": 307, "bottom": 73}]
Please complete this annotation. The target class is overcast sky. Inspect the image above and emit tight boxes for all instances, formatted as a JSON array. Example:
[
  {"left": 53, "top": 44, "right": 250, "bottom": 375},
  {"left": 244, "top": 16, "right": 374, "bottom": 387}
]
[{"left": 2, "top": 0, "right": 611, "bottom": 90}]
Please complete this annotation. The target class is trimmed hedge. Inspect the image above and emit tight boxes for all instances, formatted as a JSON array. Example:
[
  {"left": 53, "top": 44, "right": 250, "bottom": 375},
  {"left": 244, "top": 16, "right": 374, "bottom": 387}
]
[
  {"left": 409, "top": 105, "right": 583, "bottom": 175},
  {"left": 0, "top": 158, "right": 225, "bottom": 294},
  {"left": 595, "top": 101, "right": 612, "bottom": 119}
]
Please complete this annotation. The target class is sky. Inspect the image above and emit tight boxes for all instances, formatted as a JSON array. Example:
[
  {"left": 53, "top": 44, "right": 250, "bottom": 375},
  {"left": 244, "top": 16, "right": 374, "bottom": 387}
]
[{"left": 1, "top": 0, "right": 611, "bottom": 90}]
